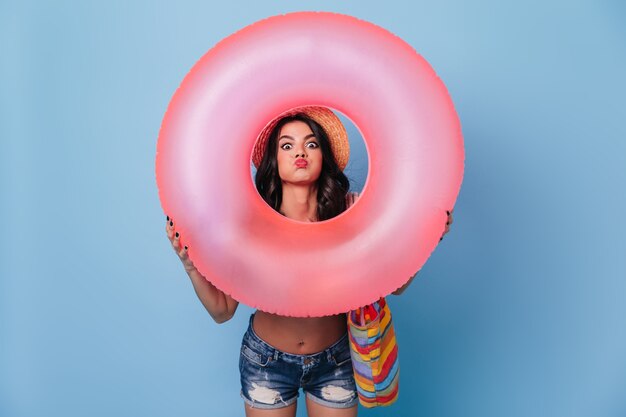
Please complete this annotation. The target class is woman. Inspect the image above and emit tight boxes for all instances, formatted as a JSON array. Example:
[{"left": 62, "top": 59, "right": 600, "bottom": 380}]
[{"left": 165, "top": 106, "right": 453, "bottom": 416}]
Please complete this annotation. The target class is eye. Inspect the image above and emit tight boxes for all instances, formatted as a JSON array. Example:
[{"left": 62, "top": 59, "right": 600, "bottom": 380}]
[
  {"left": 306, "top": 141, "right": 319, "bottom": 149},
  {"left": 280, "top": 143, "right": 293, "bottom": 150}
]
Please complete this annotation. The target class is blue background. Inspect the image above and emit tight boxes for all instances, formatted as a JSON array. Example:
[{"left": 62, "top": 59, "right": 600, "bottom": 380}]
[{"left": 1, "top": 1, "right": 625, "bottom": 416}]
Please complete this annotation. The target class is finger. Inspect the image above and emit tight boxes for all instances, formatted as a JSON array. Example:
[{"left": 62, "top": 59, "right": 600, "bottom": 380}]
[
  {"left": 166, "top": 217, "right": 175, "bottom": 239},
  {"left": 178, "top": 245, "right": 196, "bottom": 271},
  {"left": 177, "top": 243, "right": 188, "bottom": 259},
  {"left": 171, "top": 230, "right": 181, "bottom": 251},
  {"left": 444, "top": 211, "right": 453, "bottom": 230}
]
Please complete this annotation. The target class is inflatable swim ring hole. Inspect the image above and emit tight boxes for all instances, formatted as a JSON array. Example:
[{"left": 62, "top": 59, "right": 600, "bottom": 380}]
[{"left": 249, "top": 107, "right": 369, "bottom": 223}]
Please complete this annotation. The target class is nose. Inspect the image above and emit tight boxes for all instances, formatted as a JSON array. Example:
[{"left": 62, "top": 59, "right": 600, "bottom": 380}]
[{"left": 295, "top": 144, "right": 307, "bottom": 158}]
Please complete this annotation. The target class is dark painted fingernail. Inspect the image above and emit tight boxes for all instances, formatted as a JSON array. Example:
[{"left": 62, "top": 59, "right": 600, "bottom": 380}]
[
  {"left": 175, "top": 232, "right": 179, "bottom": 238},
  {"left": 166, "top": 215, "right": 170, "bottom": 221},
  {"left": 446, "top": 210, "right": 450, "bottom": 215},
  {"left": 446, "top": 221, "right": 450, "bottom": 225},
  {"left": 184, "top": 246, "right": 188, "bottom": 250},
  {"left": 439, "top": 236, "right": 443, "bottom": 241},
  {"left": 169, "top": 221, "right": 173, "bottom": 227}
]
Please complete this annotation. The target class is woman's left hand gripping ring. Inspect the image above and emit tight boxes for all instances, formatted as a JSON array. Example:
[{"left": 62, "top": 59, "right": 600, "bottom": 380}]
[{"left": 440, "top": 209, "right": 454, "bottom": 241}]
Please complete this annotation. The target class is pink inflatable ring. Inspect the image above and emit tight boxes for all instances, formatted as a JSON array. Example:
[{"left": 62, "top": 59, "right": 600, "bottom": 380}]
[{"left": 156, "top": 11, "right": 464, "bottom": 317}]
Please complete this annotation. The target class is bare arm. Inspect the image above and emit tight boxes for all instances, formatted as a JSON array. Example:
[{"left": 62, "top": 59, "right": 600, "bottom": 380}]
[
  {"left": 166, "top": 216, "right": 239, "bottom": 324},
  {"left": 186, "top": 267, "right": 239, "bottom": 324}
]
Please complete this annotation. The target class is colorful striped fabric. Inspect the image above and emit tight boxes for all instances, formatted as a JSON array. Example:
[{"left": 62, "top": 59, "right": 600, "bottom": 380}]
[{"left": 347, "top": 297, "right": 400, "bottom": 407}]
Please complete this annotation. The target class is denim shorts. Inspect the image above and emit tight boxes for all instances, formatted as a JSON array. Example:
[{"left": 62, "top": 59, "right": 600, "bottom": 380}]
[{"left": 239, "top": 313, "right": 359, "bottom": 410}]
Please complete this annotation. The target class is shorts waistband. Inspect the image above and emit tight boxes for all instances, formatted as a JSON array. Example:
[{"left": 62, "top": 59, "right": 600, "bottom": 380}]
[{"left": 245, "top": 312, "right": 348, "bottom": 363}]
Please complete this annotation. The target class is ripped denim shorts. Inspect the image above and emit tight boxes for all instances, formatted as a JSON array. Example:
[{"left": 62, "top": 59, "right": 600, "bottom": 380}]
[{"left": 239, "top": 312, "right": 358, "bottom": 410}]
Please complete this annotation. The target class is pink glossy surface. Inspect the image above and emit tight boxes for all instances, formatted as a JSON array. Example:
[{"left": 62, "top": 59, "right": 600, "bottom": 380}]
[{"left": 155, "top": 11, "right": 464, "bottom": 317}]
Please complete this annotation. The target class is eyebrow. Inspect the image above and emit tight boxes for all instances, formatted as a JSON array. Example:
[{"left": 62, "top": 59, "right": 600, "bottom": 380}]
[{"left": 278, "top": 134, "right": 317, "bottom": 142}]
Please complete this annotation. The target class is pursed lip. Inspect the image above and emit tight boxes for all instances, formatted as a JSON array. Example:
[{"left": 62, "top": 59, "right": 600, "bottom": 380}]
[{"left": 295, "top": 158, "right": 308, "bottom": 167}]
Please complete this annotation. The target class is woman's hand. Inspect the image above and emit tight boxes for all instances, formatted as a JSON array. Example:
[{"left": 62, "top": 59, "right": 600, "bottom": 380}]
[
  {"left": 165, "top": 214, "right": 239, "bottom": 323},
  {"left": 165, "top": 215, "right": 197, "bottom": 273},
  {"left": 440, "top": 209, "right": 454, "bottom": 241}
]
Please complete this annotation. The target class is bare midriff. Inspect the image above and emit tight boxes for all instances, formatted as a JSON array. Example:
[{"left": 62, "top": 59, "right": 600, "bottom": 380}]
[{"left": 253, "top": 309, "right": 348, "bottom": 355}]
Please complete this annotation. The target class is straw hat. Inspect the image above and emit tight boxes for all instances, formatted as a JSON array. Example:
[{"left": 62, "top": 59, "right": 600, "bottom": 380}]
[{"left": 252, "top": 106, "right": 350, "bottom": 171}]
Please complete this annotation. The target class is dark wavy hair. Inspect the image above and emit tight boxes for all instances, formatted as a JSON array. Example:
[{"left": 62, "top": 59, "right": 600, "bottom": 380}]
[{"left": 255, "top": 113, "right": 351, "bottom": 221}]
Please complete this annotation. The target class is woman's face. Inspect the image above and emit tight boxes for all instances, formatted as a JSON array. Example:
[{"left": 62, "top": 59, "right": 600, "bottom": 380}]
[{"left": 276, "top": 120, "right": 323, "bottom": 186}]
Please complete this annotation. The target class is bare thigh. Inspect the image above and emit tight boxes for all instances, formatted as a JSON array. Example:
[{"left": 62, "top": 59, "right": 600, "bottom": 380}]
[
  {"left": 244, "top": 401, "right": 297, "bottom": 417},
  {"left": 305, "top": 396, "right": 358, "bottom": 417}
]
